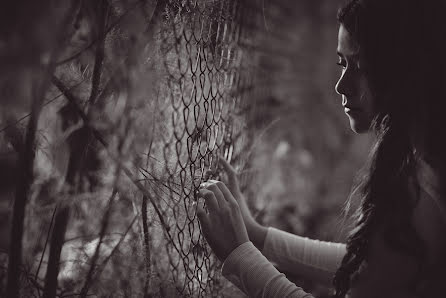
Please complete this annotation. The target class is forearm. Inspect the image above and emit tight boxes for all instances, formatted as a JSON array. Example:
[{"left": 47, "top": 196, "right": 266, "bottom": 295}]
[
  {"left": 262, "top": 227, "right": 346, "bottom": 285},
  {"left": 222, "top": 241, "right": 314, "bottom": 298},
  {"left": 247, "top": 220, "right": 268, "bottom": 251},
  {"left": 247, "top": 222, "right": 345, "bottom": 285}
]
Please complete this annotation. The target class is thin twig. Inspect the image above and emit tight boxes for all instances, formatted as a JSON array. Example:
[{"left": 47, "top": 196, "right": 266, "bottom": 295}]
[
  {"left": 42, "top": 206, "right": 70, "bottom": 298},
  {"left": 141, "top": 143, "right": 154, "bottom": 297},
  {"left": 141, "top": 194, "right": 151, "bottom": 298},
  {"left": 79, "top": 189, "right": 117, "bottom": 298},
  {"left": 0, "top": 81, "right": 84, "bottom": 135},
  {"left": 56, "top": 1, "right": 142, "bottom": 66},
  {"left": 51, "top": 75, "right": 179, "bottom": 253},
  {"left": 34, "top": 206, "right": 58, "bottom": 281},
  {"left": 87, "top": 0, "right": 108, "bottom": 105},
  {"left": 138, "top": 167, "right": 182, "bottom": 196},
  {"left": 6, "top": 79, "right": 47, "bottom": 298},
  {"left": 92, "top": 215, "right": 138, "bottom": 280}
]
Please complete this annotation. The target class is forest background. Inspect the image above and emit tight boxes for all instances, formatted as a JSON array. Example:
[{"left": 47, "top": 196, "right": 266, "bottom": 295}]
[{"left": 0, "top": 0, "right": 372, "bottom": 297}]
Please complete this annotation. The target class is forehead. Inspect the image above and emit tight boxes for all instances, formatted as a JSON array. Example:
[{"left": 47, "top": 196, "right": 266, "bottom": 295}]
[{"left": 337, "top": 24, "right": 359, "bottom": 57}]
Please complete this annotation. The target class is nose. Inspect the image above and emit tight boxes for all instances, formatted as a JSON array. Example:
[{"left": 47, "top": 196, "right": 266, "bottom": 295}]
[{"left": 335, "top": 70, "right": 351, "bottom": 97}]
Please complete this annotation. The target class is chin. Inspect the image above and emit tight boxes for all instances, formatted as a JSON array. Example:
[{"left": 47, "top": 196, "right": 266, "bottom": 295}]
[{"left": 349, "top": 119, "right": 370, "bottom": 134}]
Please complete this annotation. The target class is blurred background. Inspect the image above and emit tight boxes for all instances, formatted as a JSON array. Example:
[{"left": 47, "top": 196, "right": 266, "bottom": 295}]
[
  {"left": 0, "top": 0, "right": 372, "bottom": 297},
  {"left": 241, "top": 0, "right": 372, "bottom": 241}
]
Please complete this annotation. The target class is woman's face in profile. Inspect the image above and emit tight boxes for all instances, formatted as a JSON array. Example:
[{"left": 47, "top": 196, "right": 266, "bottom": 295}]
[{"left": 335, "top": 24, "right": 375, "bottom": 134}]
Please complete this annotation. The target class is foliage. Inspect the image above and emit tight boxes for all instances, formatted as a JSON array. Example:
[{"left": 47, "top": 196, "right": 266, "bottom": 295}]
[{"left": 0, "top": 0, "right": 370, "bottom": 297}]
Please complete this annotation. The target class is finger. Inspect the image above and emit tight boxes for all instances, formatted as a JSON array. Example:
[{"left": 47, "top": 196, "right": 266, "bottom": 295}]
[
  {"left": 198, "top": 189, "right": 219, "bottom": 213},
  {"left": 218, "top": 156, "right": 237, "bottom": 185},
  {"left": 197, "top": 206, "right": 212, "bottom": 235},
  {"left": 213, "top": 180, "right": 238, "bottom": 206},
  {"left": 208, "top": 179, "right": 234, "bottom": 201},
  {"left": 218, "top": 155, "right": 236, "bottom": 174},
  {"left": 205, "top": 181, "right": 228, "bottom": 207}
]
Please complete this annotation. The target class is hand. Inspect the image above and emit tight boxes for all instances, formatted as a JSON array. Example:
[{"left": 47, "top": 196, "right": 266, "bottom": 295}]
[
  {"left": 197, "top": 180, "right": 249, "bottom": 261},
  {"left": 217, "top": 156, "right": 257, "bottom": 230},
  {"left": 217, "top": 156, "right": 267, "bottom": 249}
]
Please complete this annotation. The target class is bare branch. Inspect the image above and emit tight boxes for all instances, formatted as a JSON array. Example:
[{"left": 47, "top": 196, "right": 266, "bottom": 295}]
[
  {"left": 51, "top": 75, "right": 179, "bottom": 254},
  {"left": 6, "top": 83, "right": 46, "bottom": 298},
  {"left": 141, "top": 194, "right": 151, "bottom": 297},
  {"left": 34, "top": 206, "right": 58, "bottom": 281},
  {"left": 79, "top": 189, "right": 117, "bottom": 298},
  {"left": 91, "top": 215, "right": 138, "bottom": 282},
  {"left": 42, "top": 206, "right": 70, "bottom": 298},
  {"left": 87, "top": 0, "right": 109, "bottom": 106}
]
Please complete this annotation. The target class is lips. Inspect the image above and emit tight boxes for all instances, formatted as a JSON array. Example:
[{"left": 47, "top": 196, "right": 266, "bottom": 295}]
[
  {"left": 343, "top": 105, "right": 361, "bottom": 111},
  {"left": 344, "top": 106, "right": 362, "bottom": 115}
]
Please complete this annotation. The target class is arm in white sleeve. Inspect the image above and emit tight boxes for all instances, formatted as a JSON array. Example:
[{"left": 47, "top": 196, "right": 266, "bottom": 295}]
[
  {"left": 262, "top": 227, "right": 346, "bottom": 284},
  {"left": 222, "top": 241, "right": 315, "bottom": 298}
]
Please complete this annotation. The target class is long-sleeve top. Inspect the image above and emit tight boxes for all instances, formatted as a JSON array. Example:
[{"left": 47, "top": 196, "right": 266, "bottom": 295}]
[
  {"left": 221, "top": 158, "right": 446, "bottom": 298},
  {"left": 222, "top": 228, "right": 345, "bottom": 297}
]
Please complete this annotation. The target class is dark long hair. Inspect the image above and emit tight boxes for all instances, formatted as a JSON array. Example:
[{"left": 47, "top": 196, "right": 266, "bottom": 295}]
[{"left": 333, "top": 0, "right": 446, "bottom": 296}]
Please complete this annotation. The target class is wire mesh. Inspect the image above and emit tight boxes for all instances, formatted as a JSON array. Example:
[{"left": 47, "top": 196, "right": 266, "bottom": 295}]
[
  {"left": 0, "top": 0, "right": 262, "bottom": 296},
  {"left": 141, "top": 0, "right": 256, "bottom": 296}
]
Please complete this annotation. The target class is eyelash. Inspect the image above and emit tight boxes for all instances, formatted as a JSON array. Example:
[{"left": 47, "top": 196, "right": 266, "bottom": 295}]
[{"left": 336, "top": 60, "right": 361, "bottom": 70}]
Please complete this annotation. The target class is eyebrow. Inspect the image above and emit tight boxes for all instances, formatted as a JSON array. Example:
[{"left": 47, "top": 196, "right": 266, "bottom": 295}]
[{"left": 337, "top": 51, "right": 359, "bottom": 59}]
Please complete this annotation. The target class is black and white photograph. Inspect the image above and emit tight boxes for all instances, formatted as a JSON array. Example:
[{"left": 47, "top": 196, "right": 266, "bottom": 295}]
[{"left": 1, "top": 0, "right": 445, "bottom": 297}]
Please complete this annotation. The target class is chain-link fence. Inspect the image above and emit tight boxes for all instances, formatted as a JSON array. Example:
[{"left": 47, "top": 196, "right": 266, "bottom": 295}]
[
  {"left": 140, "top": 0, "right": 258, "bottom": 296},
  {"left": 1, "top": 0, "right": 361, "bottom": 297},
  {"left": 0, "top": 0, "right": 267, "bottom": 296}
]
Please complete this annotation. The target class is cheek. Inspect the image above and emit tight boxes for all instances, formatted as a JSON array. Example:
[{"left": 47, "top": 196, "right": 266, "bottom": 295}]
[{"left": 360, "top": 79, "right": 375, "bottom": 118}]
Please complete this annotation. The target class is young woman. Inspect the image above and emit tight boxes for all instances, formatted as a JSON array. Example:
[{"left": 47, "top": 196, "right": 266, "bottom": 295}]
[{"left": 197, "top": 0, "right": 446, "bottom": 297}]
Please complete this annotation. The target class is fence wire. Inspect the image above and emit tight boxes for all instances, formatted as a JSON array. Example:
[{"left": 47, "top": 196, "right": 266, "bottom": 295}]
[
  {"left": 0, "top": 0, "right": 264, "bottom": 296},
  {"left": 141, "top": 0, "right": 257, "bottom": 296}
]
